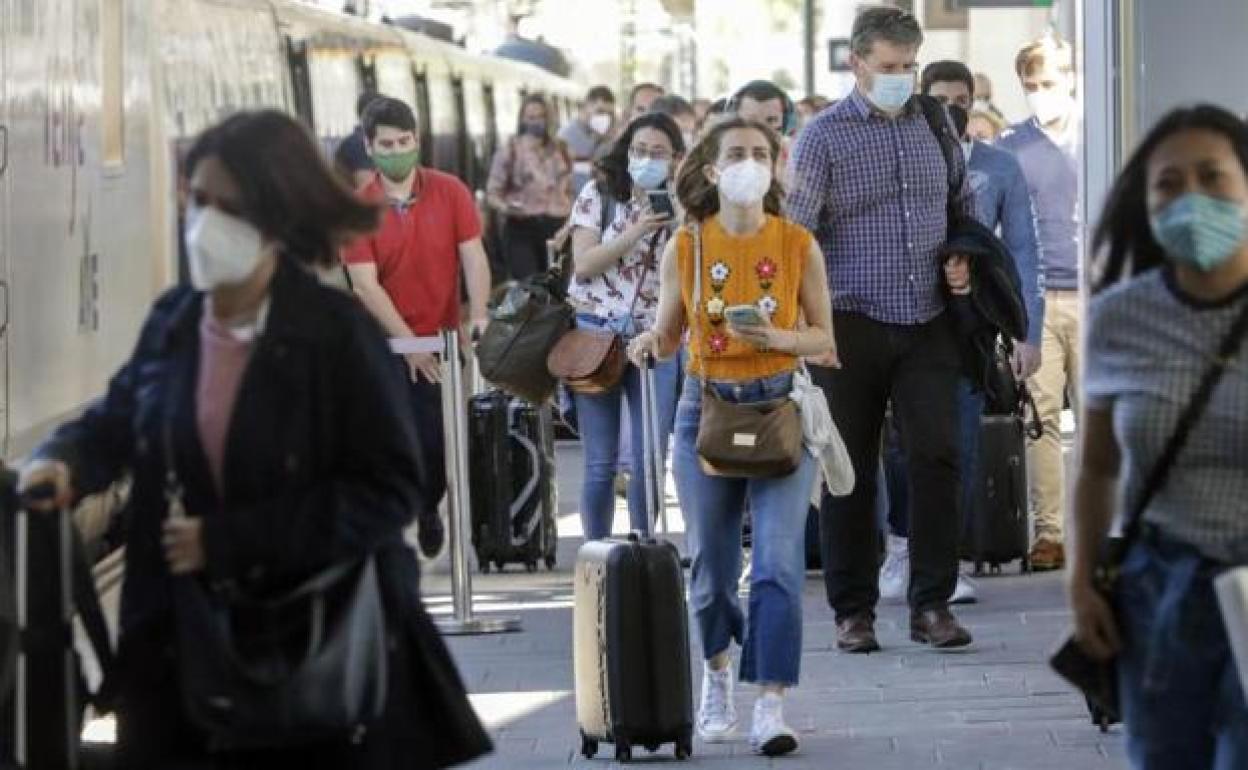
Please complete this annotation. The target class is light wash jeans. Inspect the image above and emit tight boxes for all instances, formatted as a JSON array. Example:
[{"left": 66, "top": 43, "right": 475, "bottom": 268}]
[
  {"left": 1117, "top": 535, "right": 1248, "bottom": 769},
  {"left": 571, "top": 315, "right": 679, "bottom": 540},
  {"left": 673, "top": 371, "right": 816, "bottom": 686}
]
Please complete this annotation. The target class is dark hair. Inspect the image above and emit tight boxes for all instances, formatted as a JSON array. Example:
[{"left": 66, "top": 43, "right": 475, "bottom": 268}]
[
  {"left": 708, "top": 98, "right": 728, "bottom": 116},
  {"left": 628, "top": 82, "right": 664, "bottom": 108},
  {"left": 851, "top": 6, "right": 923, "bottom": 58},
  {"left": 676, "top": 117, "right": 784, "bottom": 222},
  {"left": 356, "top": 90, "right": 383, "bottom": 119},
  {"left": 595, "top": 112, "right": 685, "bottom": 203},
  {"left": 586, "top": 85, "right": 615, "bottom": 104},
  {"left": 362, "top": 97, "right": 417, "bottom": 140},
  {"left": 732, "top": 80, "right": 787, "bottom": 109},
  {"left": 650, "top": 94, "right": 696, "bottom": 119},
  {"left": 921, "top": 60, "right": 975, "bottom": 99},
  {"left": 1091, "top": 104, "right": 1248, "bottom": 293},
  {"left": 185, "top": 110, "right": 380, "bottom": 268},
  {"left": 515, "top": 93, "right": 556, "bottom": 145}
]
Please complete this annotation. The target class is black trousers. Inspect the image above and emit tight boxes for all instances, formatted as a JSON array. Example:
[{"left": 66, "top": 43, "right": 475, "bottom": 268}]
[
  {"left": 501, "top": 215, "right": 564, "bottom": 281},
  {"left": 409, "top": 376, "right": 447, "bottom": 514},
  {"left": 811, "top": 311, "right": 962, "bottom": 620}
]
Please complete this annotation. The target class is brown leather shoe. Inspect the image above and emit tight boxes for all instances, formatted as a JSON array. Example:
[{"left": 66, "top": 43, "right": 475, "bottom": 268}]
[
  {"left": 1029, "top": 539, "right": 1066, "bottom": 572},
  {"left": 836, "top": 613, "right": 881, "bottom": 653},
  {"left": 910, "top": 608, "right": 973, "bottom": 648}
]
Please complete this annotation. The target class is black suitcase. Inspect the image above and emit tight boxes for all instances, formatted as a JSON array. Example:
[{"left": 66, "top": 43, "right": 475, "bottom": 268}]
[
  {"left": 573, "top": 356, "right": 693, "bottom": 763},
  {"left": 962, "top": 414, "right": 1032, "bottom": 574},
  {"left": 468, "top": 390, "right": 558, "bottom": 573}
]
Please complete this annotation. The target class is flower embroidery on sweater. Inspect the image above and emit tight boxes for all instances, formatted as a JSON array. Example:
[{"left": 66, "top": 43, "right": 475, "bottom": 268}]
[
  {"left": 755, "top": 257, "right": 778, "bottom": 290},
  {"left": 758, "top": 294, "right": 779, "bottom": 317},
  {"left": 708, "top": 331, "right": 729, "bottom": 355}
]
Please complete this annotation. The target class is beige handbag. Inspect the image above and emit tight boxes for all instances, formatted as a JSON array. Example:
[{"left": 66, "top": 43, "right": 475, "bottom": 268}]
[{"left": 688, "top": 223, "right": 802, "bottom": 478}]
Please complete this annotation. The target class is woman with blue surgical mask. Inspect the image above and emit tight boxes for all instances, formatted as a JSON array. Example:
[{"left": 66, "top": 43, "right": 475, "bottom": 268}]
[
  {"left": 565, "top": 112, "right": 686, "bottom": 541},
  {"left": 1071, "top": 105, "right": 1248, "bottom": 769}
]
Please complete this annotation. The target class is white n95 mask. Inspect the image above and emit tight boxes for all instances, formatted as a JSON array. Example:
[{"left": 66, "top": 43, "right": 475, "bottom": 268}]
[{"left": 185, "top": 205, "right": 264, "bottom": 291}]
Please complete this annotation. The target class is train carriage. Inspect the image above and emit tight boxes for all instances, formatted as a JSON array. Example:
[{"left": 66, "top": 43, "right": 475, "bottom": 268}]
[{"left": 0, "top": 0, "right": 581, "bottom": 460}]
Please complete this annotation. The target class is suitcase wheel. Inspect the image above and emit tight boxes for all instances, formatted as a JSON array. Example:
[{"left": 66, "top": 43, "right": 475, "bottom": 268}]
[
  {"left": 675, "top": 736, "right": 693, "bottom": 760},
  {"left": 580, "top": 734, "right": 598, "bottom": 759},
  {"left": 615, "top": 741, "right": 633, "bottom": 762},
  {"left": 494, "top": 559, "right": 507, "bottom": 573},
  {"left": 544, "top": 554, "right": 557, "bottom": 570}
]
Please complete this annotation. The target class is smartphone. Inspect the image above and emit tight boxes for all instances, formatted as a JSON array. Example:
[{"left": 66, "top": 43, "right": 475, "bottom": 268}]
[
  {"left": 724, "top": 304, "right": 766, "bottom": 327},
  {"left": 646, "top": 189, "right": 675, "bottom": 219}
]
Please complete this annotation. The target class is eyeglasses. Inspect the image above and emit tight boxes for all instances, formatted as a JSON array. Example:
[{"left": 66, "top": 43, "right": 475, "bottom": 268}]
[{"left": 629, "top": 148, "right": 672, "bottom": 162}]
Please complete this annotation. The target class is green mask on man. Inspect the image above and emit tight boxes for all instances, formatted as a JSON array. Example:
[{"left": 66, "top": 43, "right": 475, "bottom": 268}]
[{"left": 372, "top": 148, "right": 420, "bottom": 182}]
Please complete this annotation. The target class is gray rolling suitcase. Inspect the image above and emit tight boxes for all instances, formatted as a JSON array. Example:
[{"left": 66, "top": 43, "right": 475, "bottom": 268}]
[{"left": 573, "top": 356, "right": 693, "bottom": 762}]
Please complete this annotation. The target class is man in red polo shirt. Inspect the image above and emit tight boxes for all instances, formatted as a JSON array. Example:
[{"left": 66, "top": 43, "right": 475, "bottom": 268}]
[{"left": 343, "top": 96, "right": 491, "bottom": 514}]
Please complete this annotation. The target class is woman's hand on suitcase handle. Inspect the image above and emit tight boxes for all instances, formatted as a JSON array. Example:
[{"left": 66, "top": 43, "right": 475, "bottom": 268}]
[
  {"left": 17, "top": 459, "right": 74, "bottom": 512},
  {"left": 627, "top": 331, "right": 663, "bottom": 369},
  {"left": 162, "top": 517, "right": 206, "bottom": 575}
]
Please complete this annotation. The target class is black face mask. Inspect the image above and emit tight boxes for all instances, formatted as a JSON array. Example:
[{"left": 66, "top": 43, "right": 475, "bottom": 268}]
[{"left": 947, "top": 104, "right": 969, "bottom": 140}]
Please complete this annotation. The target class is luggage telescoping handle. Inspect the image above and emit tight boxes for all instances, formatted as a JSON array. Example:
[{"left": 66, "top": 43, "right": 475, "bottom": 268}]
[
  {"left": 14, "top": 482, "right": 79, "bottom": 769},
  {"left": 638, "top": 353, "right": 668, "bottom": 539}
]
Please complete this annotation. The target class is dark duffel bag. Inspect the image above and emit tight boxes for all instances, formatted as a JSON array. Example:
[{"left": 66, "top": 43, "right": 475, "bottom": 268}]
[{"left": 476, "top": 269, "right": 573, "bottom": 404}]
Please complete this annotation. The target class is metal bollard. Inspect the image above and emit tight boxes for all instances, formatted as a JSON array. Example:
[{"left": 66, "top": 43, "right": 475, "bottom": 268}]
[{"left": 434, "top": 328, "right": 520, "bottom": 636}]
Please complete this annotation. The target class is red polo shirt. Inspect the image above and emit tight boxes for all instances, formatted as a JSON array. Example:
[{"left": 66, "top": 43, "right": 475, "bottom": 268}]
[{"left": 342, "top": 170, "right": 482, "bottom": 335}]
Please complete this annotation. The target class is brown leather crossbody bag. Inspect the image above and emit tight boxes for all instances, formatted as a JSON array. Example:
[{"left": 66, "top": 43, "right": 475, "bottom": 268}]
[{"left": 547, "top": 229, "right": 659, "bottom": 395}]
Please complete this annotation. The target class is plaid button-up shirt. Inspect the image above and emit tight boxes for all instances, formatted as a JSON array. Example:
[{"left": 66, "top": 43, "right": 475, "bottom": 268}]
[{"left": 786, "top": 89, "right": 974, "bottom": 325}]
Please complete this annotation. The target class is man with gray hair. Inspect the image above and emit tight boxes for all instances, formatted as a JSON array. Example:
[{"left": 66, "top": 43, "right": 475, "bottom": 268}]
[{"left": 787, "top": 5, "right": 976, "bottom": 653}]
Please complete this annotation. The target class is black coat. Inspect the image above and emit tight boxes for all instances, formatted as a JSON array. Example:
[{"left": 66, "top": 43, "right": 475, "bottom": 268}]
[
  {"left": 34, "top": 257, "right": 491, "bottom": 768},
  {"left": 939, "top": 217, "right": 1029, "bottom": 411}
]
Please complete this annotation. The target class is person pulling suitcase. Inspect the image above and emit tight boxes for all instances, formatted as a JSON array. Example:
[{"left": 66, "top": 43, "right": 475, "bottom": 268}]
[{"left": 627, "top": 118, "right": 836, "bottom": 756}]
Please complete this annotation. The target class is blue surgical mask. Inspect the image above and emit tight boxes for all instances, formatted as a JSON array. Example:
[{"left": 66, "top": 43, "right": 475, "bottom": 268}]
[
  {"left": 628, "top": 157, "right": 670, "bottom": 190},
  {"left": 1150, "top": 192, "right": 1247, "bottom": 273},
  {"left": 867, "top": 72, "right": 915, "bottom": 113}
]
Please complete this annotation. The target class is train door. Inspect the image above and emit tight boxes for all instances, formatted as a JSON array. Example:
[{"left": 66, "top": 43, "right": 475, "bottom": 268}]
[{"left": 0, "top": 0, "right": 11, "bottom": 455}]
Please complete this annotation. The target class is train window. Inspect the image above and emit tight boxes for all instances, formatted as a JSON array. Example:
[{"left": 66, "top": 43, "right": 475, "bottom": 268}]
[
  {"left": 451, "top": 77, "right": 470, "bottom": 182},
  {"left": 101, "top": 0, "right": 124, "bottom": 167},
  {"left": 482, "top": 83, "right": 499, "bottom": 169},
  {"left": 285, "top": 39, "right": 314, "bottom": 128},
  {"left": 413, "top": 70, "right": 433, "bottom": 161}
]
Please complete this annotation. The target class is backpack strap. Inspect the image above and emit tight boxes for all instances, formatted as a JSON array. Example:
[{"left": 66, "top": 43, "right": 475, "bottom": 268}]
[{"left": 915, "top": 94, "right": 966, "bottom": 227}]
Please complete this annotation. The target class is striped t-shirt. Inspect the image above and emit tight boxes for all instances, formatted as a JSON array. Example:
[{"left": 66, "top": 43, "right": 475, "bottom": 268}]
[{"left": 1085, "top": 268, "right": 1248, "bottom": 563}]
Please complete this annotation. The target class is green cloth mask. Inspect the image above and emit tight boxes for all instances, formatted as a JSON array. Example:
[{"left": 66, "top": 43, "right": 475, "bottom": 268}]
[{"left": 373, "top": 149, "right": 420, "bottom": 181}]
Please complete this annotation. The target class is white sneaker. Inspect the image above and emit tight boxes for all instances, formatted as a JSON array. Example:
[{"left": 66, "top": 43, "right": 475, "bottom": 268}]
[
  {"left": 697, "top": 663, "right": 737, "bottom": 743},
  {"left": 951, "top": 574, "right": 979, "bottom": 605},
  {"left": 749, "top": 693, "right": 798, "bottom": 756},
  {"left": 878, "top": 536, "right": 910, "bottom": 603}
]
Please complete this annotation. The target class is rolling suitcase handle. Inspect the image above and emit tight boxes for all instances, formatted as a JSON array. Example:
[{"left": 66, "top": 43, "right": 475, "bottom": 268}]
[
  {"left": 14, "top": 483, "right": 79, "bottom": 769},
  {"left": 638, "top": 353, "right": 668, "bottom": 538}
]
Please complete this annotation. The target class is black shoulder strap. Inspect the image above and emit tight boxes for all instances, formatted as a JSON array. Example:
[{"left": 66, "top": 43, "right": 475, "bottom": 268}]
[
  {"left": 1121, "top": 297, "right": 1248, "bottom": 542},
  {"left": 915, "top": 95, "right": 965, "bottom": 225}
]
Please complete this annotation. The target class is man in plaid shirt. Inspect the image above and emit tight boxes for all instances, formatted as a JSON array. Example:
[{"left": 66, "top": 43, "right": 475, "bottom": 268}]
[{"left": 787, "top": 6, "right": 976, "bottom": 653}]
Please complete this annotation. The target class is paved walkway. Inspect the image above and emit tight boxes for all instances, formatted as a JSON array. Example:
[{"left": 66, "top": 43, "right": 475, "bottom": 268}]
[{"left": 421, "top": 443, "right": 1128, "bottom": 769}]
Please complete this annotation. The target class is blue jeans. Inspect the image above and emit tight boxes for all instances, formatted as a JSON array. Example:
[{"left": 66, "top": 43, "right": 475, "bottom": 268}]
[
  {"left": 673, "top": 372, "right": 816, "bottom": 687},
  {"left": 884, "top": 377, "right": 984, "bottom": 540},
  {"left": 572, "top": 321, "right": 679, "bottom": 539},
  {"left": 1117, "top": 536, "right": 1248, "bottom": 769}
]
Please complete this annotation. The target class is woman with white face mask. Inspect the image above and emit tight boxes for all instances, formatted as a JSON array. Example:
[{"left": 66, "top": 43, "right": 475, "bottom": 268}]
[
  {"left": 17, "top": 111, "right": 491, "bottom": 768},
  {"left": 628, "top": 118, "right": 835, "bottom": 757},
  {"left": 1070, "top": 105, "right": 1248, "bottom": 769},
  {"left": 565, "top": 112, "right": 686, "bottom": 541}
]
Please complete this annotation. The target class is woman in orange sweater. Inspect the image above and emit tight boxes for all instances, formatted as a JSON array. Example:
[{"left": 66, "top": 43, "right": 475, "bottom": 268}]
[{"left": 629, "top": 117, "right": 835, "bottom": 757}]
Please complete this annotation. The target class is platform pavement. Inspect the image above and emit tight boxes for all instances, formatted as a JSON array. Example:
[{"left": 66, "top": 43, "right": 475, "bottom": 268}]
[{"left": 421, "top": 442, "right": 1128, "bottom": 769}]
